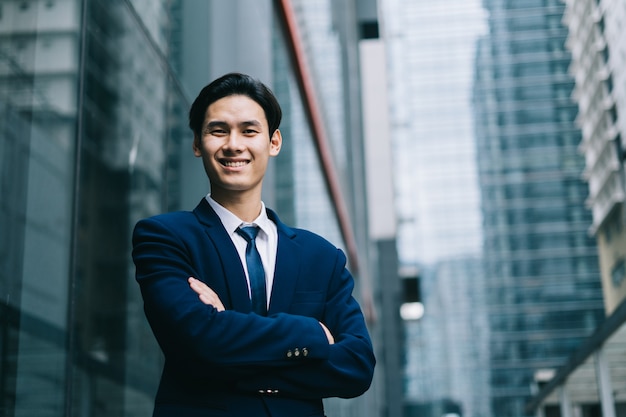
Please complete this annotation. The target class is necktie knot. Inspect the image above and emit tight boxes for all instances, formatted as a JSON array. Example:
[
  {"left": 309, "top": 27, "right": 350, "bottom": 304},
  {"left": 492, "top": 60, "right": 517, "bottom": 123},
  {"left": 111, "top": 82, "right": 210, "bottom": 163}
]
[{"left": 237, "top": 226, "right": 259, "bottom": 242}]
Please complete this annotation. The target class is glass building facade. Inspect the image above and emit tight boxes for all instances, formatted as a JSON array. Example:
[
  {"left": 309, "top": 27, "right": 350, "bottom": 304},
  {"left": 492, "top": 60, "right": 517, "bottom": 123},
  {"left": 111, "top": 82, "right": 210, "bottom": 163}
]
[
  {"left": 0, "top": 1, "right": 380, "bottom": 416},
  {"left": 379, "top": 0, "right": 491, "bottom": 415},
  {"left": 380, "top": 0, "right": 607, "bottom": 416},
  {"left": 521, "top": 0, "right": 626, "bottom": 412},
  {"left": 473, "top": 0, "right": 605, "bottom": 415},
  {"left": 381, "top": 0, "right": 487, "bottom": 267}
]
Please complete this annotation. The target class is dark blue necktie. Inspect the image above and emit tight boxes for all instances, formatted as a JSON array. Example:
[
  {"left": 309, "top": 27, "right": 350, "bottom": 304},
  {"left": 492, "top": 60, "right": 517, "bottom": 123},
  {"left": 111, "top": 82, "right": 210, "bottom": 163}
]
[{"left": 236, "top": 226, "right": 267, "bottom": 315}]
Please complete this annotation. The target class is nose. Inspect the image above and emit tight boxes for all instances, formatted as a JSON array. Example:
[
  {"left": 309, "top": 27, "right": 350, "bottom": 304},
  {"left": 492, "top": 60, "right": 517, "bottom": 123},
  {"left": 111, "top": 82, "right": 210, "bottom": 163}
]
[{"left": 223, "top": 132, "right": 245, "bottom": 151}]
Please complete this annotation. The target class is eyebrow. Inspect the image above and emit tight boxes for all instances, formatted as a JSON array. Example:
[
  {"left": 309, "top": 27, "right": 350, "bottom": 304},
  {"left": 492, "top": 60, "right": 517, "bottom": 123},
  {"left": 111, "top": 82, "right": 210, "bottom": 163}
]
[
  {"left": 240, "top": 120, "right": 263, "bottom": 128},
  {"left": 205, "top": 121, "right": 227, "bottom": 130},
  {"left": 204, "top": 120, "right": 263, "bottom": 129}
]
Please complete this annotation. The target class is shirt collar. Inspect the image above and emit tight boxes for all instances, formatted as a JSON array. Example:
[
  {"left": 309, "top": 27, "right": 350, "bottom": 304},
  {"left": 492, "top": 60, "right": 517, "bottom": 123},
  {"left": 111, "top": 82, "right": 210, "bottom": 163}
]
[{"left": 206, "top": 195, "right": 272, "bottom": 236}]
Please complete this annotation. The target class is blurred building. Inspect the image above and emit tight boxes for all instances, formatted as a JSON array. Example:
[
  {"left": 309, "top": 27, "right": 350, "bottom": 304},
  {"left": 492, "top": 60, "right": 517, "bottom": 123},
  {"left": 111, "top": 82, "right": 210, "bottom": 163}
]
[
  {"left": 564, "top": 0, "right": 626, "bottom": 316},
  {"left": 403, "top": 259, "right": 490, "bottom": 417},
  {"left": 472, "top": 0, "right": 605, "bottom": 415},
  {"left": 526, "top": 0, "right": 626, "bottom": 414},
  {"left": 378, "top": 1, "right": 491, "bottom": 416},
  {"left": 0, "top": 0, "right": 401, "bottom": 416},
  {"left": 378, "top": 0, "right": 492, "bottom": 415}
]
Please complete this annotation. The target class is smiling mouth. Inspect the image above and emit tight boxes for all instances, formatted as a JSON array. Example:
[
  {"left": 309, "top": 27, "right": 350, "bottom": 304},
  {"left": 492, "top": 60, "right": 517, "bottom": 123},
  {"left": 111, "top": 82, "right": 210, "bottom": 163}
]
[{"left": 221, "top": 160, "right": 249, "bottom": 167}]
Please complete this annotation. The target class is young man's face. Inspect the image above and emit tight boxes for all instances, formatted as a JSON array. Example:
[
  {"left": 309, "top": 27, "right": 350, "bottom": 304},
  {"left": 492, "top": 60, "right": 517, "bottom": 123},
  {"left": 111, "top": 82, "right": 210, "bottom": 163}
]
[{"left": 193, "top": 94, "right": 282, "bottom": 201}]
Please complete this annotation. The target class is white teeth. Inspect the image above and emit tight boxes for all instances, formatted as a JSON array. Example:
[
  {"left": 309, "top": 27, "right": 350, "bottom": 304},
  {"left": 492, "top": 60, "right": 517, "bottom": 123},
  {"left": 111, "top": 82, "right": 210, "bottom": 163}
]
[{"left": 223, "top": 161, "right": 248, "bottom": 167}]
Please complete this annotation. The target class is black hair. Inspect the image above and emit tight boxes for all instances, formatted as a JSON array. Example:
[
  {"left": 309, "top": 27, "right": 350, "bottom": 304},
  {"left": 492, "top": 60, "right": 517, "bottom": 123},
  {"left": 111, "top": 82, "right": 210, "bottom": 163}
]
[{"left": 188, "top": 72, "right": 282, "bottom": 138}]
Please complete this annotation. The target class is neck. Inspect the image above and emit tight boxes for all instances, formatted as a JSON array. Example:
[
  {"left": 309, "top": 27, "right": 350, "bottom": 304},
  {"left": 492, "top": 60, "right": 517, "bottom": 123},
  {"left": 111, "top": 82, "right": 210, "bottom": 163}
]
[{"left": 211, "top": 190, "right": 263, "bottom": 223}]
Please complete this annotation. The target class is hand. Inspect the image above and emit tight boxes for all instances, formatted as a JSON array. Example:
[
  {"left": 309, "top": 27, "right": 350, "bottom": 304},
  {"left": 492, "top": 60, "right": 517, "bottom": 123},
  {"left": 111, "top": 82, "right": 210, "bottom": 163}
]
[
  {"left": 319, "top": 322, "right": 334, "bottom": 345},
  {"left": 188, "top": 277, "right": 225, "bottom": 312}
]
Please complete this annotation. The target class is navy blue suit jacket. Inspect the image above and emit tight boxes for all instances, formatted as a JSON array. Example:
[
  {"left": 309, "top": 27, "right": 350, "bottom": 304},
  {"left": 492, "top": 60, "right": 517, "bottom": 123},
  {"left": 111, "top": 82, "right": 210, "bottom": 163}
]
[{"left": 132, "top": 198, "right": 375, "bottom": 416}]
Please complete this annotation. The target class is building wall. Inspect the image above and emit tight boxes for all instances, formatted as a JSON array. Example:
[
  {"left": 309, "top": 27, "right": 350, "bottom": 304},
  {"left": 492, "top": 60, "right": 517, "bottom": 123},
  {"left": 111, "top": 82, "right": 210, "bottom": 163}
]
[
  {"left": 1, "top": 0, "right": 176, "bottom": 413},
  {"left": 378, "top": 0, "right": 490, "bottom": 415},
  {"left": 596, "top": 209, "right": 626, "bottom": 314},
  {"left": 0, "top": 0, "right": 380, "bottom": 415},
  {"left": 564, "top": 0, "right": 626, "bottom": 315},
  {"left": 473, "top": 1, "right": 605, "bottom": 415}
]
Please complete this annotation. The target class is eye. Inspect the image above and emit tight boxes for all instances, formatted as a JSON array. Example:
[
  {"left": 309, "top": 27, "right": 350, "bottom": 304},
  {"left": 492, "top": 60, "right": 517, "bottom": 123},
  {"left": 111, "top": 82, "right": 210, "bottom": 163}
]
[
  {"left": 243, "top": 129, "right": 259, "bottom": 135},
  {"left": 208, "top": 128, "right": 227, "bottom": 136}
]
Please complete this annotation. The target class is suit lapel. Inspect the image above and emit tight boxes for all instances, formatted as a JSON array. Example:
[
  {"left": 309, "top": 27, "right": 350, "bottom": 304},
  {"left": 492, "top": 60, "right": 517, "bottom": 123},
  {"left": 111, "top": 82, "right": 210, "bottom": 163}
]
[
  {"left": 267, "top": 209, "right": 300, "bottom": 314},
  {"left": 193, "top": 199, "right": 251, "bottom": 313},
  {"left": 192, "top": 201, "right": 301, "bottom": 315}
]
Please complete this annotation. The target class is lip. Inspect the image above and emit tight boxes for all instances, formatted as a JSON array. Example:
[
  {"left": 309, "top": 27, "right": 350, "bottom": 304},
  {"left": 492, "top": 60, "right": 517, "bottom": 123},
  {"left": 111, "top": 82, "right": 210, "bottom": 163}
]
[{"left": 219, "top": 158, "right": 250, "bottom": 168}]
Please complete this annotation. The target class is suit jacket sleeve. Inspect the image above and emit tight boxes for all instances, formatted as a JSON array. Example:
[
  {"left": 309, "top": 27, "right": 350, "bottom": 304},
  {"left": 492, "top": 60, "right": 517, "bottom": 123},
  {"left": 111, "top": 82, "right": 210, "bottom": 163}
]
[
  {"left": 237, "top": 248, "right": 376, "bottom": 399},
  {"left": 132, "top": 213, "right": 375, "bottom": 398}
]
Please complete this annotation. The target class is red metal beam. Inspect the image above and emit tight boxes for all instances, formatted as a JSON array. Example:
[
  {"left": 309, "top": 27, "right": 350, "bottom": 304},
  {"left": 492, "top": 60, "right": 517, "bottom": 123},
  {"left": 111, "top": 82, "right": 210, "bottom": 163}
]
[{"left": 275, "top": 0, "right": 361, "bottom": 274}]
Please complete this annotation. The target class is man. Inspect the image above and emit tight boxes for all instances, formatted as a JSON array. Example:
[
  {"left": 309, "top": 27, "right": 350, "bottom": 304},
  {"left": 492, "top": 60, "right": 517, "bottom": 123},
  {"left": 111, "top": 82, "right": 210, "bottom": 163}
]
[{"left": 132, "top": 72, "right": 375, "bottom": 417}]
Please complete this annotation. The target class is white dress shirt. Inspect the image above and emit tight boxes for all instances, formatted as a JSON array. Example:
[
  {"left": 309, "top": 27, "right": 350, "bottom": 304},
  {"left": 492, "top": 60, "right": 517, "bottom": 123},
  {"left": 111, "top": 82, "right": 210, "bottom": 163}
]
[{"left": 206, "top": 195, "right": 277, "bottom": 308}]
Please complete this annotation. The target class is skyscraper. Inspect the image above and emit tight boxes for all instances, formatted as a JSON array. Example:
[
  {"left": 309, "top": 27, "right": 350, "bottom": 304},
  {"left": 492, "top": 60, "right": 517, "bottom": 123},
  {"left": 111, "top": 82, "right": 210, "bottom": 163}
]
[
  {"left": 379, "top": 0, "right": 490, "bottom": 415},
  {"left": 472, "top": 1, "right": 605, "bottom": 414},
  {"left": 564, "top": 0, "right": 626, "bottom": 316}
]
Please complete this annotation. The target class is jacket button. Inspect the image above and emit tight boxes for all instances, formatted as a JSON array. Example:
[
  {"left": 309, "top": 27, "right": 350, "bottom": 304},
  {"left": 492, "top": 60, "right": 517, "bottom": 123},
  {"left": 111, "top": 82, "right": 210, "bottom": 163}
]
[
  {"left": 294, "top": 348, "right": 300, "bottom": 357},
  {"left": 302, "top": 347, "right": 308, "bottom": 357},
  {"left": 286, "top": 350, "right": 292, "bottom": 358}
]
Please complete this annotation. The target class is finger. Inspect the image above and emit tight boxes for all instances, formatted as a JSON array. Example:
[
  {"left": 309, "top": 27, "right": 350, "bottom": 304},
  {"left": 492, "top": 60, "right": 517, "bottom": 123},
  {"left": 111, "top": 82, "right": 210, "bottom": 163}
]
[
  {"left": 189, "top": 277, "right": 213, "bottom": 292},
  {"left": 188, "top": 276, "right": 203, "bottom": 287},
  {"left": 199, "top": 293, "right": 213, "bottom": 304},
  {"left": 188, "top": 277, "right": 207, "bottom": 295},
  {"left": 199, "top": 293, "right": 225, "bottom": 311},
  {"left": 188, "top": 278, "right": 225, "bottom": 311}
]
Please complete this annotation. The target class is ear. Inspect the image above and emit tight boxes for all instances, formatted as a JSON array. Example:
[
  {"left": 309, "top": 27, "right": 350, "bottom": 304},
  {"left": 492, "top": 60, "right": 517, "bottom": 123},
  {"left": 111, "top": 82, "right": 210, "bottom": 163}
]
[
  {"left": 269, "top": 129, "right": 282, "bottom": 157},
  {"left": 192, "top": 134, "right": 202, "bottom": 157}
]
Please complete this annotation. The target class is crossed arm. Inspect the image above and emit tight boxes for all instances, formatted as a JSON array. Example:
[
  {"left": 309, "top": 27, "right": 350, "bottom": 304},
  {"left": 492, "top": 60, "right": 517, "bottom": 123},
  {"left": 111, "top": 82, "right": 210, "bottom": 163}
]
[
  {"left": 188, "top": 277, "right": 335, "bottom": 344},
  {"left": 133, "top": 216, "right": 374, "bottom": 398}
]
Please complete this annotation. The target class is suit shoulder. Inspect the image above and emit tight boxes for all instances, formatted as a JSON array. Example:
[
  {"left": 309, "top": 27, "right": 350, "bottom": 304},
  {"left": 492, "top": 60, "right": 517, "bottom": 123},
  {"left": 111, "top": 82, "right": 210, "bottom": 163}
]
[
  {"left": 291, "top": 227, "right": 341, "bottom": 252},
  {"left": 288, "top": 228, "right": 349, "bottom": 272},
  {"left": 134, "top": 210, "right": 196, "bottom": 230}
]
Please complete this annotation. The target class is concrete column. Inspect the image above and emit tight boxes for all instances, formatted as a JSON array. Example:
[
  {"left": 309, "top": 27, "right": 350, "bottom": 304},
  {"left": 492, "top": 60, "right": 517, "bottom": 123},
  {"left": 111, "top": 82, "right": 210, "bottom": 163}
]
[
  {"left": 595, "top": 347, "right": 616, "bottom": 417},
  {"left": 535, "top": 404, "right": 545, "bottom": 417},
  {"left": 559, "top": 385, "right": 574, "bottom": 417}
]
